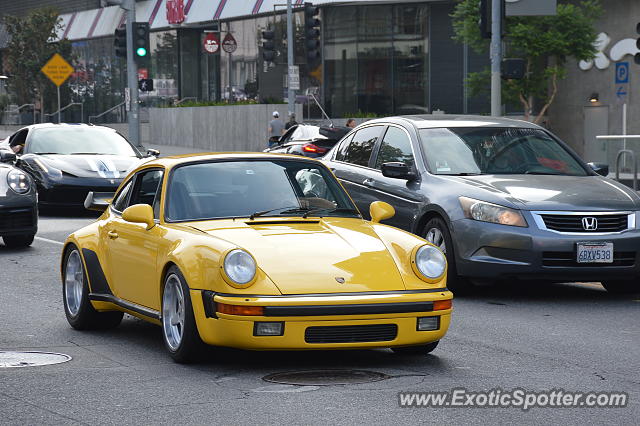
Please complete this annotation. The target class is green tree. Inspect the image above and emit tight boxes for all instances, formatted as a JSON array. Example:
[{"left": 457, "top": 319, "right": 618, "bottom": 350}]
[
  {"left": 3, "top": 7, "right": 73, "bottom": 118},
  {"left": 451, "top": 0, "right": 601, "bottom": 123}
]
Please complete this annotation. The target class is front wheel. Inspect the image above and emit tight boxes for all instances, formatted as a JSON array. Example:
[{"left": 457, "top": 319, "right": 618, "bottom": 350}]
[
  {"left": 162, "top": 266, "right": 206, "bottom": 363},
  {"left": 601, "top": 280, "right": 638, "bottom": 294},
  {"left": 62, "top": 245, "right": 123, "bottom": 330},
  {"left": 3, "top": 234, "right": 35, "bottom": 248},
  {"left": 391, "top": 341, "right": 439, "bottom": 355}
]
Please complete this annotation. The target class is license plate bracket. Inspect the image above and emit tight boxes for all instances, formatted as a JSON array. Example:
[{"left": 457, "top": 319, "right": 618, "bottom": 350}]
[{"left": 576, "top": 242, "right": 613, "bottom": 263}]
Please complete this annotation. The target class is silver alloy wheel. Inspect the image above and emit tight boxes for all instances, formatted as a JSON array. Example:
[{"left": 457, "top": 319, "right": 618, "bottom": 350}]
[
  {"left": 64, "top": 250, "right": 84, "bottom": 317},
  {"left": 162, "top": 273, "right": 185, "bottom": 351},
  {"left": 425, "top": 227, "right": 447, "bottom": 254}
]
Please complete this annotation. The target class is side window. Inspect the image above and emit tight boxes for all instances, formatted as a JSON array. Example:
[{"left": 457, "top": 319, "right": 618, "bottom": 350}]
[
  {"left": 374, "top": 127, "right": 414, "bottom": 169},
  {"left": 129, "top": 170, "right": 164, "bottom": 218},
  {"left": 334, "top": 134, "right": 354, "bottom": 161},
  {"left": 341, "top": 126, "right": 382, "bottom": 167},
  {"left": 112, "top": 180, "right": 133, "bottom": 213}
]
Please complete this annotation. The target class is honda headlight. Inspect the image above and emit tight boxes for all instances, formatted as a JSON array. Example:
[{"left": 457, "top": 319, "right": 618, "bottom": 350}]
[
  {"left": 459, "top": 196, "right": 527, "bottom": 227},
  {"left": 7, "top": 169, "right": 30, "bottom": 194},
  {"left": 223, "top": 249, "right": 257, "bottom": 286},
  {"left": 413, "top": 245, "right": 447, "bottom": 282}
]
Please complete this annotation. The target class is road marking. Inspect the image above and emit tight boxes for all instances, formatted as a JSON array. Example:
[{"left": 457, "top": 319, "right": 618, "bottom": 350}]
[{"left": 35, "top": 236, "right": 64, "bottom": 246}]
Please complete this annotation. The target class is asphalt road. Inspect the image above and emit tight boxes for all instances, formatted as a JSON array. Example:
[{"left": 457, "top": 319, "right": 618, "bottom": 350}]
[{"left": 0, "top": 212, "right": 638, "bottom": 425}]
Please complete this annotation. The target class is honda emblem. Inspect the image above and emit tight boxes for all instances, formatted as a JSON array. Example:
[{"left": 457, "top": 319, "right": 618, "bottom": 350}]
[{"left": 582, "top": 217, "right": 598, "bottom": 231}]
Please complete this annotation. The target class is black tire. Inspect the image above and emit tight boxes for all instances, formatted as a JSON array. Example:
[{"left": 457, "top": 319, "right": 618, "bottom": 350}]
[
  {"left": 392, "top": 341, "right": 439, "bottom": 355},
  {"left": 62, "top": 245, "right": 123, "bottom": 330},
  {"left": 421, "top": 217, "right": 474, "bottom": 294},
  {"left": 161, "top": 266, "right": 206, "bottom": 363},
  {"left": 601, "top": 280, "right": 638, "bottom": 294},
  {"left": 3, "top": 234, "right": 35, "bottom": 248}
]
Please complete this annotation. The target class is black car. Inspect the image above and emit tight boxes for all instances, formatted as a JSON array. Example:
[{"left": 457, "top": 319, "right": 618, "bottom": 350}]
[
  {"left": 2, "top": 124, "right": 157, "bottom": 208},
  {"left": 264, "top": 124, "right": 351, "bottom": 158},
  {"left": 323, "top": 115, "right": 640, "bottom": 294},
  {"left": 0, "top": 149, "right": 38, "bottom": 247}
]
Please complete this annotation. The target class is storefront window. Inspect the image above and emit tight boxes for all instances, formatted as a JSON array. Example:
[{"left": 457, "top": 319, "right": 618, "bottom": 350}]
[{"left": 150, "top": 30, "right": 178, "bottom": 100}]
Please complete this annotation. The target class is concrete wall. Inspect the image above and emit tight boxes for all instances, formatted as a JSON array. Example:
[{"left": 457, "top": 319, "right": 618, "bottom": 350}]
[
  {"left": 148, "top": 104, "right": 303, "bottom": 152},
  {"left": 551, "top": 0, "right": 640, "bottom": 160}
]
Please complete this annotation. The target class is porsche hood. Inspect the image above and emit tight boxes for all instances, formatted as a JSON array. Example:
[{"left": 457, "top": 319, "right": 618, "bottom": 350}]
[
  {"left": 190, "top": 219, "right": 407, "bottom": 295},
  {"left": 26, "top": 154, "right": 140, "bottom": 179}
]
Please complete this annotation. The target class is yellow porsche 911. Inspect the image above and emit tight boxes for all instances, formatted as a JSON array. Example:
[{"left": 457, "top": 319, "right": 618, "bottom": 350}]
[{"left": 61, "top": 153, "right": 452, "bottom": 362}]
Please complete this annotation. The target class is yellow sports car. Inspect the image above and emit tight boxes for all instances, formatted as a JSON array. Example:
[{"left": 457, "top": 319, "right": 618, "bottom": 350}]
[{"left": 61, "top": 153, "right": 452, "bottom": 362}]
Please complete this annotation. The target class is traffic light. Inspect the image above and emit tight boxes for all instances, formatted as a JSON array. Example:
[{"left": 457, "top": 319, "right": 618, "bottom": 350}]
[
  {"left": 304, "top": 2, "right": 321, "bottom": 66},
  {"left": 262, "top": 30, "right": 276, "bottom": 62},
  {"left": 114, "top": 25, "right": 127, "bottom": 58},
  {"left": 635, "top": 22, "right": 640, "bottom": 65},
  {"left": 133, "top": 22, "right": 150, "bottom": 60}
]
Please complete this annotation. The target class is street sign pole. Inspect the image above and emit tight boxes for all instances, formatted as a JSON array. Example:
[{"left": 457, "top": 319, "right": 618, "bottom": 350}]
[
  {"left": 57, "top": 86, "right": 61, "bottom": 124},
  {"left": 490, "top": 0, "right": 502, "bottom": 116},
  {"left": 286, "top": 0, "right": 295, "bottom": 117},
  {"left": 124, "top": 0, "right": 141, "bottom": 147}
]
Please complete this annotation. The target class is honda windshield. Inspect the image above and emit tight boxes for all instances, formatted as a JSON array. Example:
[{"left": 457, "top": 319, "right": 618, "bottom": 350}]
[{"left": 419, "top": 127, "right": 588, "bottom": 176}]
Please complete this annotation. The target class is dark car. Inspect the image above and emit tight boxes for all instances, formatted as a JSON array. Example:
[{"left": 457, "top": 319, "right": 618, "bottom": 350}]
[
  {"left": 323, "top": 115, "right": 640, "bottom": 294},
  {"left": 264, "top": 124, "right": 351, "bottom": 158},
  {"left": 1, "top": 124, "right": 156, "bottom": 208},
  {"left": 0, "top": 149, "right": 37, "bottom": 247}
]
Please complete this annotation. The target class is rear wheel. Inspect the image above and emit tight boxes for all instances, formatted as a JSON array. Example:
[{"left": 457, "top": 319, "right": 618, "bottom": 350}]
[
  {"left": 162, "top": 266, "right": 206, "bottom": 363},
  {"left": 3, "top": 234, "right": 35, "bottom": 248},
  {"left": 62, "top": 245, "right": 123, "bottom": 330},
  {"left": 392, "top": 341, "right": 439, "bottom": 355},
  {"left": 601, "top": 280, "right": 638, "bottom": 294},
  {"left": 422, "top": 217, "right": 474, "bottom": 294}
]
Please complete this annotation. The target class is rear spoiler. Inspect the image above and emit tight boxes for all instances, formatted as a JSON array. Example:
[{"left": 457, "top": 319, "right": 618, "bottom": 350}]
[{"left": 84, "top": 191, "right": 114, "bottom": 212}]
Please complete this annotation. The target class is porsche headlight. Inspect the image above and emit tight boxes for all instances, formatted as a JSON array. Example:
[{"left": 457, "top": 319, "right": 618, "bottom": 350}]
[
  {"left": 414, "top": 245, "right": 446, "bottom": 281},
  {"left": 7, "top": 169, "right": 30, "bottom": 194},
  {"left": 223, "top": 249, "right": 256, "bottom": 285},
  {"left": 33, "top": 158, "right": 63, "bottom": 180},
  {"left": 459, "top": 196, "right": 527, "bottom": 227}
]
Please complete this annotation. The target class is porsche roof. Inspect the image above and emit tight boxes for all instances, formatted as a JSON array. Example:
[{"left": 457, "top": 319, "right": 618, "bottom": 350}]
[{"left": 139, "top": 152, "right": 322, "bottom": 169}]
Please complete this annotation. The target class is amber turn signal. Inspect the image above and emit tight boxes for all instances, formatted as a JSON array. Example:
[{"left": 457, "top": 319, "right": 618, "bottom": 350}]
[
  {"left": 216, "top": 303, "right": 265, "bottom": 316},
  {"left": 433, "top": 299, "right": 452, "bottom": 311}
]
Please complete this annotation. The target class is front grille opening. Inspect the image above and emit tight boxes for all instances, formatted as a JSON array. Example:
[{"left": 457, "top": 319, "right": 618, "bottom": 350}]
[
  {"left": 304, "top": 324, "right": 398, "bottom": 344},
  {"left": 0, "top": 208, "right": 34, "bottom": 231},
  {"left": 542, "top": 251, "right": 635, "bottom": 267},
  {"left": 541, "top": 214, "right": 628, "bottom": 233}
]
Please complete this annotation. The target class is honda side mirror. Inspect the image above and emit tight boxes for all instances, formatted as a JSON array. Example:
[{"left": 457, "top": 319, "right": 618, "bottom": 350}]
[
  {"left": 381, "top": 162, "right": 416, "bottom": 180},
  {"left": 587, "top": 162, "right": 609, "bottom": 176}
]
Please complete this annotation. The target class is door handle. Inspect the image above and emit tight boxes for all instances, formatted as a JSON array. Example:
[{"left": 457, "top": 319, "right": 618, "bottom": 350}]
[
  {"left": 107, "top": 231, "right": 119, "bottom": 239},
  {"left": 362, "top": 178, "right": 374, "bottom": 187}
]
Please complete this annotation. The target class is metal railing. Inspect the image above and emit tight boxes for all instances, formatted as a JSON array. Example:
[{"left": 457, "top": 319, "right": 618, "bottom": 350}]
[
  {"left": 44, "top": 102, "right": 83, "bottom": 123},
  {"left": 88, "top": 102, "right": 126, "bottom": 124},
  {"left": 16, "top": 104, "right": 36, "bottom": 124}
]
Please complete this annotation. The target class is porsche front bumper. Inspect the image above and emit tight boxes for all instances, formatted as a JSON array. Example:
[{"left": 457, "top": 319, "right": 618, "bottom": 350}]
[{"left": 192, "top": 289, "right": 453, "bottom": 350}]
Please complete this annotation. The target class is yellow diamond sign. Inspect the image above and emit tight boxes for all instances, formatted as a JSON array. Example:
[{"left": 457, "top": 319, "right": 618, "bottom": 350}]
[{"left": 41, "top": 53, "right": 74, "bottom": 87}]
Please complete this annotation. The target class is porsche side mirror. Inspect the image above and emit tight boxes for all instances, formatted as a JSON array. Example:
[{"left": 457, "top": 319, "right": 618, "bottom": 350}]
[
  {"left": 370, "top": 201, "right": 395, "bottom": 223},
  {"left": 0, "top": 150, "right": 16, "bottom": 163},
  {"left": 84, "top": 191, "right": 113, "bottom": 212},
  {"left": 587, "top": 162, "right": 609, "bottom": 176},
  {"left": 381, "top": 162, "right": 416, "bottom": 180},
  {"left": 122, "top": 204, "right": 155, "bottom": 230},
  {"left": 145, "top": 148, "right": 160, "bottom": 157}
]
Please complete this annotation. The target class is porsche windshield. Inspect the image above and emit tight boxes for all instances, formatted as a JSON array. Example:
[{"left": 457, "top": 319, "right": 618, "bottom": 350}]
[
  {"left": 26, "top": 128, "right": 139, "bottom": 156},
  {"left": 419, "top": 127, "right": 588, "bottom": 176},
  {"left": 166, "top": 159, "right": 360, "bottom": 221}
]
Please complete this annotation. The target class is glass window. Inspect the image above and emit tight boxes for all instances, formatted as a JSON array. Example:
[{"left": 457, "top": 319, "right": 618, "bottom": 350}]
[
  {"left": 129, "top": 170, "right": 164, "bottom": 216},
  {"left": 419, "top": 128, "right": 588, "bottom": 176},
  {"left": 341, "top": 126, "right": 381, "bottom": 167},
  {"left": 166, "top": 160, "right": 358, "bottom": 221},
  {"left": 26, "top": 127, "right": 139, "bottom": 156},
  {"left": 112, "top": 180, "right": 133, "bottom": 213},
  {"left": 334, "top": 134, "right": 354, "bottom": 161},
  {"left": 375, "top": 127, "right": 414, "bottom": 169}
]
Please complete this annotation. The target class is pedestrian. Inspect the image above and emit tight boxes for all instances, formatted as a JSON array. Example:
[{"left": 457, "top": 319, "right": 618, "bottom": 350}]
[
  {"left": 346, "top": 118, "right": 356, "bottom": 128},
  {"left": 285, "top": 113, "right": 298, "bottom": 130},
  {"left": 268, "top": 111, "right": 285, "bottom": 147}
]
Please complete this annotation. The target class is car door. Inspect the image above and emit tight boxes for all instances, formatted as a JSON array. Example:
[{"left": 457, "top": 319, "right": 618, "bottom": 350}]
[
  {"left": 328, "top": 125, "right": 385, "bottom": 219},
  {"left": 105, "top": 168, "right": 165, "bottom": 310},
  {"left": 367, "top": 125, "right": 426, "bottom": 231}
]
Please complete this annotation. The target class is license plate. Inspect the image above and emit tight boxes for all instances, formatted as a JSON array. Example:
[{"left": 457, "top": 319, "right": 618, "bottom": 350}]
[{"left": 577, "top": 243, "right": 613, "bottom": 263}]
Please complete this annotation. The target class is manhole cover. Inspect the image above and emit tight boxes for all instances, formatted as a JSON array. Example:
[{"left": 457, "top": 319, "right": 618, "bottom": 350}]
[
  {"left": 0, "top": 351, "right": 71, "bottom": 368},
  {"left": 263, "top": 370, "right": 389, "bottom": 386}
]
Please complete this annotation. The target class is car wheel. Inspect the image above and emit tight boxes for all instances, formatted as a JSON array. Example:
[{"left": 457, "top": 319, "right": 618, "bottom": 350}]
[
  {"left": 422, "top": 217, "right": 474, "bottom": 294},
  {"left": 601, "top": 280, "right": 638, "bottom": 294},
  {"left": 391, "top": 341, "right": 439, "bottom": 355},
  {"left": 3, "top": 234, "right": 35, "bottom": 248},
  {"left": 162, "top": 266, "right": 205, "bottom": 363},
  {"left": 62, "top": 245, "right": 123, "bottom": 330}
]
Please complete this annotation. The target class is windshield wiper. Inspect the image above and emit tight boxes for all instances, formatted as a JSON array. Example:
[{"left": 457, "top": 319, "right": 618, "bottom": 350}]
[
  {"left": 443, "top": 172, "right": 482, "bottom": 176},
  {"left": 249, "top": 206, "right": 304, "bottom": 220},
  {"left": 302, "top": 207, "right": 360, "bottom": 218},
  {"left": 524, "top": 171, "right": 563, "bottom": 175},
  {"left": 33, "top": 152, "right": 59, "bottom": 155}
]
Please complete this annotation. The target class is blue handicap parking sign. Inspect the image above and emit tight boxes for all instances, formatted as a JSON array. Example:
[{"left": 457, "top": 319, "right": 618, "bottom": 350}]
[{"left": 615, "top": 62, "right": 629, "bottom": 84}]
